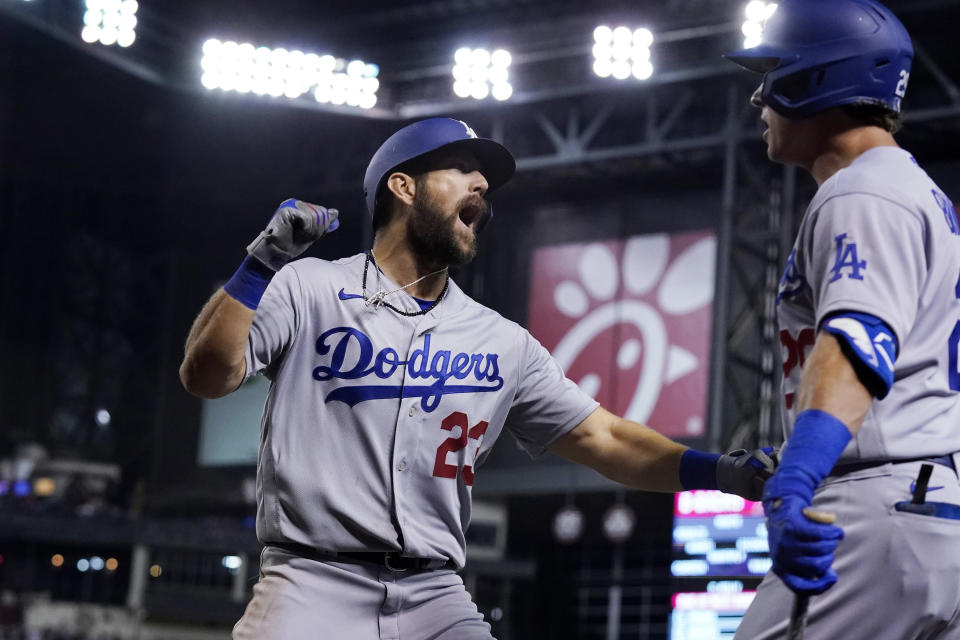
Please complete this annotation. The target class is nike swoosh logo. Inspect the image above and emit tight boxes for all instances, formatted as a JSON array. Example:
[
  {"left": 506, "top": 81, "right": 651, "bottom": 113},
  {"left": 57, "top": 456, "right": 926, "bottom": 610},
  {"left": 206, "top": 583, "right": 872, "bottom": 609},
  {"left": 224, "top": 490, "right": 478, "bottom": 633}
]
[
  {"left": 910, "top": 481, "right": 944, "bottom": 493},
  {"left": 338, "top": 288, "right": 365, "bottom": 301}
]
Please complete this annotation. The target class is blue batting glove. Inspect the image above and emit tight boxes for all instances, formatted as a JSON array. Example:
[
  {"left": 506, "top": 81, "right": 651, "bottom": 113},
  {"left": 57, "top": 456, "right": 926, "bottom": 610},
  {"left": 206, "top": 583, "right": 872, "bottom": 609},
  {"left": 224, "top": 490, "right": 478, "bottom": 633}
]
[
  {"left": 763, "top": 480, "right": 844, "bottom": 595},
  {"left": 760, "top": 409, "right": 851, "bottom": 595}
]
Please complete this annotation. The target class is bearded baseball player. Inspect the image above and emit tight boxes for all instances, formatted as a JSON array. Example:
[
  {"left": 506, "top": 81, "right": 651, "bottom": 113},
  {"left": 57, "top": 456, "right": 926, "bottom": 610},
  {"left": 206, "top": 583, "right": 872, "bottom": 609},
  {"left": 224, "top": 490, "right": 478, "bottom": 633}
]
[
  {"left": 180, "top": 117, "right": 775, "bottom": 639},
  {"left": 724, "top": 1, "right": 960, "bottom": 638}
]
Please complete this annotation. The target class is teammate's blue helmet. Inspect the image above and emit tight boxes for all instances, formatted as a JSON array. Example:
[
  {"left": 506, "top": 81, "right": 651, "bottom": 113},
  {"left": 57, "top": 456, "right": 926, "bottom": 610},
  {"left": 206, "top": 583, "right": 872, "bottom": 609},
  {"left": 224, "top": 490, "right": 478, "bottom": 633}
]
[
  {"left": 363, "top": 117, "right": 516, "bottom": 222},
  {"left": 724, "top": 0, "right": 913, "bottom": 119}
]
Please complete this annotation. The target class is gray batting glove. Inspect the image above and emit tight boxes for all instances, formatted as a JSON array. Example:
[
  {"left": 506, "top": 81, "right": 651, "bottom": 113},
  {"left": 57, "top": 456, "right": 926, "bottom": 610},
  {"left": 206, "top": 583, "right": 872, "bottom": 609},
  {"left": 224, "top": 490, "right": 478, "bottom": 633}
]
[
  {"left": 247, "top": 198, "right": 340, "bottom": 271},
  {"left": 716, "top": 447, "right": 778, "bottom": 501}
]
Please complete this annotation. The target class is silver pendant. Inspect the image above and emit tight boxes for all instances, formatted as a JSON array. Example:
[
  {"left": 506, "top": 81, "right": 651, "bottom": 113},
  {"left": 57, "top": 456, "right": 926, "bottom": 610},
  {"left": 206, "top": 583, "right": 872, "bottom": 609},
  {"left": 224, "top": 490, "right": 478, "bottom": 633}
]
[{"left": 366, "top": 290, "right": 388, "bottom": 309}]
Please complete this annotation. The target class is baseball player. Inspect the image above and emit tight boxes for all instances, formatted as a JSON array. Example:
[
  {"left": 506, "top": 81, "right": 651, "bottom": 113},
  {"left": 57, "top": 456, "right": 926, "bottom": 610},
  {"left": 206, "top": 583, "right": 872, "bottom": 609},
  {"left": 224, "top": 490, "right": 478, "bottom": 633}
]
[
  {"left": 724, "top": 1, "right": 960, "bottom": 638},
  {"left": 179, "top": 117, "right": 775, "bottom": 639}
]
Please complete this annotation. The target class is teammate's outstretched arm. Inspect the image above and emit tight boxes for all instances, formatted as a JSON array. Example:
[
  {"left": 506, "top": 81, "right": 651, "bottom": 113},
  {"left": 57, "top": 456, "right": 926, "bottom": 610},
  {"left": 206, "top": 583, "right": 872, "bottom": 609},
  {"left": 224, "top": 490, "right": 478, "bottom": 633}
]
[
  {"left": 549, "top": 407, "right": 776, "bottom": 499},
  {"left": 179, "top": 199, "right": 339, "bottom": 399}
]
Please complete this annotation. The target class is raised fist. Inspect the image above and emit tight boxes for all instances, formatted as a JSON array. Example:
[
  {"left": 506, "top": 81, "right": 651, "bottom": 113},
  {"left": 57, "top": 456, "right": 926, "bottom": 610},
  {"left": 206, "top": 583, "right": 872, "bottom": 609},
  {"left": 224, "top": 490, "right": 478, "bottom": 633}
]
[{"left": 247, "top": 198, "right": 339, "bottom": 271}]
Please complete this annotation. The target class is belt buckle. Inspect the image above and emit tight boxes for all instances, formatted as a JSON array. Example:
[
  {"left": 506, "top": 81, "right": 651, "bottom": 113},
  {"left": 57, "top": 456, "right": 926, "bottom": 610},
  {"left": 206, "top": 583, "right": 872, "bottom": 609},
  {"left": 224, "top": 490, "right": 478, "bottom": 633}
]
[{"left": 384, "top": 552, "right": 409, "bottom": 572}]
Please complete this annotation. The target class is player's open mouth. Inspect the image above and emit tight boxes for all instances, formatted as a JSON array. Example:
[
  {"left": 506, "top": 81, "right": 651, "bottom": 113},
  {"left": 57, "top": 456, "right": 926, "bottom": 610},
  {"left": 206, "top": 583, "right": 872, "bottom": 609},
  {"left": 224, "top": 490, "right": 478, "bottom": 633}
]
[{"left": 458, "top": 202, "right": 484, "bottom": 229}]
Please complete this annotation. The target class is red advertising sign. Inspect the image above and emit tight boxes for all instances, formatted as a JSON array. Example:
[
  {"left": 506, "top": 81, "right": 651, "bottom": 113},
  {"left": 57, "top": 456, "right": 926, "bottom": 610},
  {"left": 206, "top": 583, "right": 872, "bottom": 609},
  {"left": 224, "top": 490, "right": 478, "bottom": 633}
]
[{"left": 527, "top": 231, "right": 715, "bottom": 439}]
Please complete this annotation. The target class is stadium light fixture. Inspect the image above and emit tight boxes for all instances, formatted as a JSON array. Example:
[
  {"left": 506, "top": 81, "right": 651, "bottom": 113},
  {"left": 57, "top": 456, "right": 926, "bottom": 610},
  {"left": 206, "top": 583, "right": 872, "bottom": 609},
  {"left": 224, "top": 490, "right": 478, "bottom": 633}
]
[
  {"left": 452, "top": 47, "right": 512, "bottom": 101},
  {"left": 95, "top": 408, "right": 111, "bottom": 426},
  {"left": 200, "top": 39, "right": 380, "bottom": 109},
  {"left": 602, "top": 503, "right": 636, "bottom": 543},
  {"left": 81, "top": 0, "right": 138, "bottom": 48},
  {"left": 222, "top": 555, "right": 243, "bottom": 571},
  {"left": 552, "top": 505, "right": 585, "bottom": 544},
  {"left": 592, "top": 25, "right": 654, "bottom": 81},
  {"left": 741, "top": 1, "right": 778, "bottom": 48}
]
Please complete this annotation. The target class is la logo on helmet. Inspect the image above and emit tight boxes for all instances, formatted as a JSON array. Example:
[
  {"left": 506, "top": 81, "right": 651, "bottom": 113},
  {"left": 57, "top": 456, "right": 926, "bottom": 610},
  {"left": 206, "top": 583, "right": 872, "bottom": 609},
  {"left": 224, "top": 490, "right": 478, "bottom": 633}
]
[{"left": 458, "top": 120, "right": 478, "bottom": 138}]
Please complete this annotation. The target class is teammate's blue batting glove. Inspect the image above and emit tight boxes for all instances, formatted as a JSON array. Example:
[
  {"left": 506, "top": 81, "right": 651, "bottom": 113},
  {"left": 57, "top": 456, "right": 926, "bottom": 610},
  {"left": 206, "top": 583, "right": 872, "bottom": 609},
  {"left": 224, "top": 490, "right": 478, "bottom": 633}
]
[
  {"left": 762, "top": 409, "right": 851, "bottom": 595},
  {"left": 763, "top": 491, "right": 843, "bottom": 594},
  {"left": 225, "top": 199, "right": 339, "bottom": 309},
  {"left": 679, "top": 447, "right": 778, "bottom": 501}
]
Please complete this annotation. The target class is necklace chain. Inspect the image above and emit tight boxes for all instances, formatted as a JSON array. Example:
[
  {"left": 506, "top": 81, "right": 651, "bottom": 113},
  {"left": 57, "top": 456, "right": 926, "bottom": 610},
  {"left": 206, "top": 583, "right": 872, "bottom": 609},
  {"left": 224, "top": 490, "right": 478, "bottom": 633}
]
[{"left": 362, "top": 251, "right": 448, "bottom": 316}]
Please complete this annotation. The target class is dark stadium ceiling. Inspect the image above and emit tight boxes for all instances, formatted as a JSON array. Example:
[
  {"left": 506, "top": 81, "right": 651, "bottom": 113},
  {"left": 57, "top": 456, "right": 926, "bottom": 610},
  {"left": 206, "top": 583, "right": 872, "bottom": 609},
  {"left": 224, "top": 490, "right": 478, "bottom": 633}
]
[{"left": 3, "top": 0, "right": 959, "bottom": 121}]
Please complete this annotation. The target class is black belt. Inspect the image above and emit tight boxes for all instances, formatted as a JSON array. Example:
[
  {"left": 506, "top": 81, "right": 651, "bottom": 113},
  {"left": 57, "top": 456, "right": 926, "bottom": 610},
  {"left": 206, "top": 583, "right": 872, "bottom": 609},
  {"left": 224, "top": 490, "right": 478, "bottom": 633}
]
[
  {"left": 830, "top": 453, "right": 956, "bottom": 477},
  {"left": 268, "top": 541, "right": 455, "bottom": 572}
]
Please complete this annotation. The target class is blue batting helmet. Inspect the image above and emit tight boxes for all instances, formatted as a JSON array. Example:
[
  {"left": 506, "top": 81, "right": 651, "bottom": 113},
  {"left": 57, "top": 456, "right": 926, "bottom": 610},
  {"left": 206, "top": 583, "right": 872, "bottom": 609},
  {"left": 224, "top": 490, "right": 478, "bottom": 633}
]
[
  {"left": 363, "top": 117, "right": 516, "bottom": 218},
  {"left": 724, "top": 0, "right": 913, "bottom": 118}
]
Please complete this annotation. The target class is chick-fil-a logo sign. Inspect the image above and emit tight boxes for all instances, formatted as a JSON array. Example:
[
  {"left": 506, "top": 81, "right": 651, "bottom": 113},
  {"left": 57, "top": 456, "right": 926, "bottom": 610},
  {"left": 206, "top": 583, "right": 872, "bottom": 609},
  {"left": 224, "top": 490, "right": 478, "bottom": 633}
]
[{"left": 527, "top": 231, "right": 715, "bottom": 439}]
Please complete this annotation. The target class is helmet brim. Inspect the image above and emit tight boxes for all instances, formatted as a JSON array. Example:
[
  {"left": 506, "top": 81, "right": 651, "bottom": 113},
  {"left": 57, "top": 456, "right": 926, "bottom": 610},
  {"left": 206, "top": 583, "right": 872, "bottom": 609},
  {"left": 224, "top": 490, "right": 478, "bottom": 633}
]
[
  {"left": 723, "top": 45, "right": 799, "bottom": 74},
  {"left": 421, "top": 137, "right": 516, "bottom": 193}
]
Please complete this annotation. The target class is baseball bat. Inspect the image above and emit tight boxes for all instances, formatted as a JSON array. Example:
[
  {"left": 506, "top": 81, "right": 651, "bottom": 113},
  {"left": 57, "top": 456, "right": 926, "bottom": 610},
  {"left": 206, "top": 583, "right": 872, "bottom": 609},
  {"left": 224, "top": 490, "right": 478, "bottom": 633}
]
[{"left": 786, "top": 508, "right": 836, "bottom": 640}]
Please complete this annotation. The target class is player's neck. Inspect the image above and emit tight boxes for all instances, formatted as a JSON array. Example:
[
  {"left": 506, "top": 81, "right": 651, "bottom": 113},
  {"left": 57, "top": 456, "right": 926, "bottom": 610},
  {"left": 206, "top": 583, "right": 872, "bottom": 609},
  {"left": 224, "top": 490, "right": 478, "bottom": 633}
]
[
  {"left": 369, "top": 236, "right": 447, "bottom": 300},
  {"left": 808, "top": 123, "right": 899, "bottom": 186}
]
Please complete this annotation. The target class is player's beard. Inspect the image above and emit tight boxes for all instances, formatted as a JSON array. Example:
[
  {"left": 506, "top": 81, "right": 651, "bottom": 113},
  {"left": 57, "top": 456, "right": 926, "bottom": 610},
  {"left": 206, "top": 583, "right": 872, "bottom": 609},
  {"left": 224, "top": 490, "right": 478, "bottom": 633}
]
[{"left": 408, "top": 187, "right": 486, "bottom": 268}]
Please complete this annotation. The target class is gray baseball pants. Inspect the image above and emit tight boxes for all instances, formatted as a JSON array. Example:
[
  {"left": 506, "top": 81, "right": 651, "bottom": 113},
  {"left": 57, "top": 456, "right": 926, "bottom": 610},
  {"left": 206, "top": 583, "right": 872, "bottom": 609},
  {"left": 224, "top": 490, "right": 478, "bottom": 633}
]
[
  {"left": 233, "top": 546, "right": 493, "bottom": 639},
  {"left": 735, "top": 456, "right": 960, "bottom": 640}
]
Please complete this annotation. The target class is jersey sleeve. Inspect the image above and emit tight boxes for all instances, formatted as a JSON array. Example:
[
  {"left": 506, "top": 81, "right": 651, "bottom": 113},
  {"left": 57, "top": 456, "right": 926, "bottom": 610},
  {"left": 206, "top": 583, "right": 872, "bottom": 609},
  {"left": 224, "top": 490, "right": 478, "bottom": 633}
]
[
  {"left": 244, "top": 264, "right": 303, "bottom": 381},
  {"left": 804, "top": 193, "right": 927, "bottom": 344},
  {"left": 504, "top": 329, "right": 600, "bottom": 459}
]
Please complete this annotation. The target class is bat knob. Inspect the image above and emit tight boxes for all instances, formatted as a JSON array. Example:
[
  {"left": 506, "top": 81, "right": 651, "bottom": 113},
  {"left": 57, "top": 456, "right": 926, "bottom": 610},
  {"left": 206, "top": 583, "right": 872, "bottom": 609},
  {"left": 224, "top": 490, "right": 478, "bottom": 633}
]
[{"left": 801, "top": 507, "right": 837, "bottom": 524}]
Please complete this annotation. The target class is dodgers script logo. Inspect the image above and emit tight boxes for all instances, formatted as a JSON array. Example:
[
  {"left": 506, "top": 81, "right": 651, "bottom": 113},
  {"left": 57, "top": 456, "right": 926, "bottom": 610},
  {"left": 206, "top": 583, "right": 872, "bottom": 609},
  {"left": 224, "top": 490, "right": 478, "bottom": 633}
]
[
  {"left": 527, "top": 232, "right": 714, "bottom": 438},
  {"left": 312, "top": 328, "right": 503, "bottom": 412}
]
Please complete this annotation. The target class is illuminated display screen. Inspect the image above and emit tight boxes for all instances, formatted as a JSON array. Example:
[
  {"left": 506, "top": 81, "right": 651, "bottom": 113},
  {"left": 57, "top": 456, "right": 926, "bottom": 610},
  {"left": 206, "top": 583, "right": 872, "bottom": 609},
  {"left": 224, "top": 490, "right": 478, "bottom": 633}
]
[
  {"left": 669, "top": 490, "right": 770, "bottom": 639},
  {"left": 671, "top": 590, "right": 757, "bottom": 640}
]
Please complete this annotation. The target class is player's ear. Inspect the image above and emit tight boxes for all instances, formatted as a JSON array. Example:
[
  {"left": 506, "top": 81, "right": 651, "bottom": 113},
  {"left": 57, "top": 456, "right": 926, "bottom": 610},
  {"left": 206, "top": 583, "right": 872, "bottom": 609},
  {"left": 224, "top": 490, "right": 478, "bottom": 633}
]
[{"left": 385, "top": 171, "right": 417, "bottom": 207}]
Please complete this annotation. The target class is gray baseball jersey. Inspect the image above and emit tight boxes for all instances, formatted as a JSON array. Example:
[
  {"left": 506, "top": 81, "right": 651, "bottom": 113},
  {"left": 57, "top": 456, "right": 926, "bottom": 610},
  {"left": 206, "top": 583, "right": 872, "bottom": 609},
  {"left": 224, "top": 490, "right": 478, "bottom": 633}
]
[
  {"left": 777, "top": 145, "right": 960, "bottom": 460},
  {"left": 244, "top": 252, "right": 598, "bottom": 567},
  {"left": 737, "top": 148, "right": 960, "bottom": 640}
]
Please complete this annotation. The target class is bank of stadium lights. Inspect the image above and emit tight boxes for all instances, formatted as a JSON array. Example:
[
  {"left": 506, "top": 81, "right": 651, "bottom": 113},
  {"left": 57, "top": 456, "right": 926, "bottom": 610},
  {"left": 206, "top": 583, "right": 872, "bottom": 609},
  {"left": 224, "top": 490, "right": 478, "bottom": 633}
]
[
  {"left": 452, "top": 48, "right": 513, "bottom": 101},
  {"left": 592, "top": 25, "right": 654, "bottom": 81},
  {"left": 200, "top": 39, "right": 380, "bottom": 109},
  {"left": 742, "top": 1, "right": 778, "bottom": 48},
  {"left": 81, "top": 0, "right": 138, "bottom": 48}
]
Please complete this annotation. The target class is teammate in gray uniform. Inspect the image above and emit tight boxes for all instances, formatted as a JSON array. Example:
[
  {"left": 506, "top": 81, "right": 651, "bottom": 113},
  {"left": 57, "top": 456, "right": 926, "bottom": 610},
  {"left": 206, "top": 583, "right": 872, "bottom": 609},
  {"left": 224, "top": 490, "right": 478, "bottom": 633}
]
[
  {"left": 724, "top": 1, "right": 960, "bottom": 638},
  {"left": 180, "top": 117, "right": 775, "bottom": 639}
]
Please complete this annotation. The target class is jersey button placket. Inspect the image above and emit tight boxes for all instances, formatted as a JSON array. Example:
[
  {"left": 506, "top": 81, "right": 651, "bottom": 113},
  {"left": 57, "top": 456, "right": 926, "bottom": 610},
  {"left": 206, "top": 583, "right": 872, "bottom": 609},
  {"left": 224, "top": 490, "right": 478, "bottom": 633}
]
[
  {"left": 393, "top": 334, "right": 426, "bottom": 553},
  {"left": 398, "top": 405, "right": 419, "bottom": 474}
]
